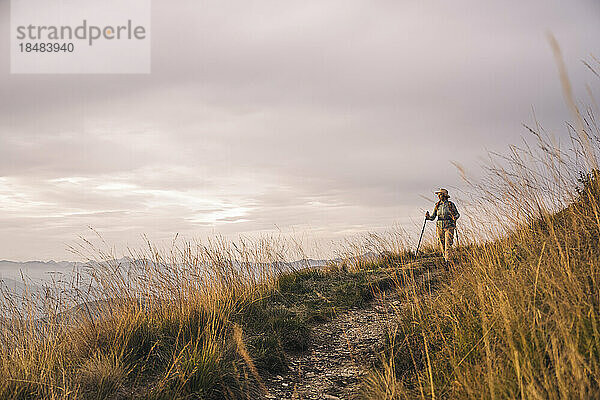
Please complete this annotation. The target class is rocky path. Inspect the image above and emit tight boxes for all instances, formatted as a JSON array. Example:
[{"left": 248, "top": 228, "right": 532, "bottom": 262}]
[{"left": 263, "top": 291, "right": 403, "bottom": 400}]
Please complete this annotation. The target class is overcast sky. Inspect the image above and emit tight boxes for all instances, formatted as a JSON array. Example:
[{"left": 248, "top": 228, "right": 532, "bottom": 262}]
[{"left": 1, "top": 0, "right": 599, "bottom": 261}]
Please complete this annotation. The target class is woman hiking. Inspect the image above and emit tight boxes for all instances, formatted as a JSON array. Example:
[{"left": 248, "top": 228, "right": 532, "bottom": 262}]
[{"left": 425, "top": 188, "right": 460, "bottom": 263}]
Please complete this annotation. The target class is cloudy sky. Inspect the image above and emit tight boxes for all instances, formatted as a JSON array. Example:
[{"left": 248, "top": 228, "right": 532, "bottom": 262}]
[{"left": 0, "top": 0, "right": 599, "bottom": 261}]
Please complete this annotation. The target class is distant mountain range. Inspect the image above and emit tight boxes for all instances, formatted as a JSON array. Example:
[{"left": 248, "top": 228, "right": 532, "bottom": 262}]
[
  {"left": 0, "top": 259, "right": 86, "bottom": 281},
  {"left": 0, "top": 257, "right": 331, "bottom": 281},
  {"left": 0, "top": 254, "right": 383, "bottom": 322},
  {"left": 0, "top": 253, "right": 382, "bottom": 300}
]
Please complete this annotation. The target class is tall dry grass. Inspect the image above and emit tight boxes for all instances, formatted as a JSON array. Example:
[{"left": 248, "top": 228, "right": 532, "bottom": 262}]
[
  {"left": 0, "top": 234, "right": 308, "bottom": 399},
  {"left": 362, "top": 53, "right": 600, "bottom": 399}
]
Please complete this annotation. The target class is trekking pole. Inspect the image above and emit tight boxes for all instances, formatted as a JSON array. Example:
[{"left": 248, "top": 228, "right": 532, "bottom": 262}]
[
  {"left": 415, "top": 217, "right": 427, "bottom": 255},
  {"left": 455, "top": 226, "right": 459, "bottom": 247}
]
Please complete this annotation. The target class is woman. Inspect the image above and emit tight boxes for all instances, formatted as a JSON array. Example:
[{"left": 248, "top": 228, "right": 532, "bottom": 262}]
[{"left": 426, "top": 188, "right": 460, "bottom": 262}]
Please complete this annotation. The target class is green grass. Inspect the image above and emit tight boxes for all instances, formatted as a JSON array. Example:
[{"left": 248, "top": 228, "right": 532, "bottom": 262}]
[{"left": 236, "top": 266, "right": 396, "bottom": 373}]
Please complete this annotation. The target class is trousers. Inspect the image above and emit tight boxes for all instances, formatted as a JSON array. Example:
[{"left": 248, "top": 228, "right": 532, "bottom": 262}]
[{"left": 437, "top": 226, "right": 455, "bottom": 261}]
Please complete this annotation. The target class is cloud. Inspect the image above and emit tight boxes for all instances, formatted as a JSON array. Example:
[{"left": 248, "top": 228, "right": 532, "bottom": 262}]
[{"left": 0, "top": 0, "right": 599, "bottom": 260}]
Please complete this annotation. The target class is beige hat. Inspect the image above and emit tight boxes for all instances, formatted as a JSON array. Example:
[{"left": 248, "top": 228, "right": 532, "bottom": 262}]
[{"left": 435, "top": 188, "right": 450, "bottom": 197}]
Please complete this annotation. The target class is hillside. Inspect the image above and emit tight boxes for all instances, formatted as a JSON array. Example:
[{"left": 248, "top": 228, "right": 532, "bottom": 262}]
[
  {"left": 0, "top": 180, "right": 599, "bottom": 399},
  {"left": 1, "top": 137, "right": 600, "bottom": 399}
]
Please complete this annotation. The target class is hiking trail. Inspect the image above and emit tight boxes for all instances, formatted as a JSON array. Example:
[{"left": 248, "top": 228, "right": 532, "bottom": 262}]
[
  {"left": 262, "top": 261, "right": 442, "bottom": 400},
  {"left": 263, "top": 291, "right": 401, "bottom": 399}
]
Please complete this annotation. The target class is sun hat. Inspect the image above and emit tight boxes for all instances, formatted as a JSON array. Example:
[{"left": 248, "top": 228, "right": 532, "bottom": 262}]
[{"left": 435, "top": 188, "right": 450, "bottom": 197}]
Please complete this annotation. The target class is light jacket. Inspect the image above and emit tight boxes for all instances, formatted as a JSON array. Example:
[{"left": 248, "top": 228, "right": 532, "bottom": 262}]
[{"left": 427, "top": 199, "right": 460, "bottom": 229}]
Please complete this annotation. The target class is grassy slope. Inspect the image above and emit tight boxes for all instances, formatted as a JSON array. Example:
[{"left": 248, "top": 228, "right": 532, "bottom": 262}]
[
  {"left": 2, "top": 179, "right": 598, "bottom": 400},
  {"left": 0, "top": 258, "right": 396, "bottom": 400},
  {"left": 362, "top": 176, "right": 600, "bottom": 399},
  {"left": 2, "top": 182, "right": 598, "bottom": 400}
]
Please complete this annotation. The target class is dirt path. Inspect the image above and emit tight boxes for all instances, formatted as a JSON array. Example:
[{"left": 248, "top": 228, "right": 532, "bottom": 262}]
[{"left": 263, "top": 291, "right": 402, "bottom": 400}]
